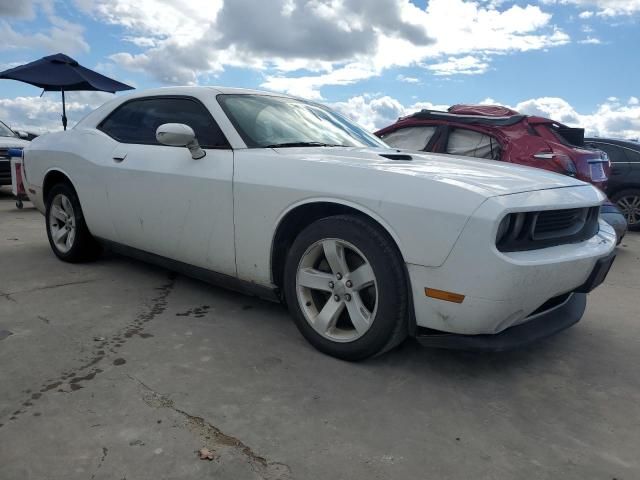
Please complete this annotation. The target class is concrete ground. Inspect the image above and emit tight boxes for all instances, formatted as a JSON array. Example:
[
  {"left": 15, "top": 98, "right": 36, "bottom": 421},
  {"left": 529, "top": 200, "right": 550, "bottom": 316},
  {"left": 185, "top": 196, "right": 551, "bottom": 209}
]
[{"left": 0, "top": 186, "right": 638, "bottom": 480}]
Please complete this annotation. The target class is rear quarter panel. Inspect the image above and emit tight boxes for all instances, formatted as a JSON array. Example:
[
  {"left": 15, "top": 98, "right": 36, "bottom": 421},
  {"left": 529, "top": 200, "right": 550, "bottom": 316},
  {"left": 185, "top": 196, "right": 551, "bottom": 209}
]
[{"left": 24, "top": 129, "right": 119, "bottom": 240}]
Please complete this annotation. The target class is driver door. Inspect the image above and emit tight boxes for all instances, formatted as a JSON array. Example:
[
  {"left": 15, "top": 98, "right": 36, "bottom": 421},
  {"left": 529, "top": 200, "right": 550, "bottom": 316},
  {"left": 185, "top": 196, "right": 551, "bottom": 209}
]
[{"left": 98, "top": 96, "right": 236, "bottom": 276}]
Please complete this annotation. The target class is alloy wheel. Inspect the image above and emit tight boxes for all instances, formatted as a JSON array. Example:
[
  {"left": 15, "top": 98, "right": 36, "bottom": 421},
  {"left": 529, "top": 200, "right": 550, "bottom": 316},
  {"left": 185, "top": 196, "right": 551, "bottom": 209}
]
[
  {"left": 296, "top": 238, "right": 378, "bottom": 343},
  {"left": 616, "top": 194, "right": 640, "bottom": 226},
  {"left": 49, "top": 193, "right": 77, "bottom": 253}
]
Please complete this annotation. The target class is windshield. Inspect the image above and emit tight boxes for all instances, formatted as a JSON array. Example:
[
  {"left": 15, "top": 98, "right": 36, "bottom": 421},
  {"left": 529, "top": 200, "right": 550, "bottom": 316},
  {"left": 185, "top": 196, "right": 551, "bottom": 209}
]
[
  {"left": 217, "top": 94, "right": 388, "bottom": 149},
  {"left": 0, "top": 121, "right": 17, "bottom": 138}
]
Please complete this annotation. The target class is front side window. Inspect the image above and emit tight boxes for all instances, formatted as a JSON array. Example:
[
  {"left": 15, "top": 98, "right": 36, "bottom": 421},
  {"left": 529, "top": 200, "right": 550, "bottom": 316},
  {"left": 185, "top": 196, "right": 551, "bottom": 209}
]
[
  {"left": 380, "top": 126, "right": 437, "bottom": 151},
  {"left": 0, "top": 121, "right": 17, "bottom": 138},
  {"left": 99, "top": 97, "right": 229, "bottom": 148},
  {"left": 446, "top": 128, "right": 501, "bottom": 160},
  {"left": 217, "top": 94, "right": 388, "bottom": 148}
]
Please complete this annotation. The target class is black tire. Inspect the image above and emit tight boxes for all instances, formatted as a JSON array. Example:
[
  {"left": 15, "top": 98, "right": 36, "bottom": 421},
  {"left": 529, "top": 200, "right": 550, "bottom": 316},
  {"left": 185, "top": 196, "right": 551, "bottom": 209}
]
[
  {"left": 283, "top": 215, "right": 408, "bottom": 361},
  {"left": 611, "top": 189, "right": 640, "bottom": 231},
  {"left": 45, "top": 183, "right": 101, "bottom": 262}
]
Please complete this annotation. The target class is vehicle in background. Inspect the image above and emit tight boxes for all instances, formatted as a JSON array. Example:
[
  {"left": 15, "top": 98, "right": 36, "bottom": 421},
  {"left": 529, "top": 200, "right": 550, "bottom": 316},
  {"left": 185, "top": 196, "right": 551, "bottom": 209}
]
[
  {"left": 0, "top": 120, "right": 30, "bottom": 186},
  {"left": 21, "top": 87, "right": 616, "bottom": 360},
  {"left": 376, "top": 105, "right": 627, "bottom": 242},
  {"left": 585, "top": 138, "right": 640, "bottom": 231},
  {"left": 15, "top": 130, "right": 39, "bottom": 141}
]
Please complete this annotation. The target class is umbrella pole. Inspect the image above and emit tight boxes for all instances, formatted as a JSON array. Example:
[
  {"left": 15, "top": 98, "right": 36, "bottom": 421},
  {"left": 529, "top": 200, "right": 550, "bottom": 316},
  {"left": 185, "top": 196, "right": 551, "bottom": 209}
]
[{"left": 61, "top": 89, "right": 67, "bottom": 131}]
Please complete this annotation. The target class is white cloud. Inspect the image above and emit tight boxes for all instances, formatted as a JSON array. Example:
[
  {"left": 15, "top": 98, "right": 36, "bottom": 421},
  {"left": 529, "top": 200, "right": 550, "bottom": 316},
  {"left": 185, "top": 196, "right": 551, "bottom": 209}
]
[
  {"left": 262, "top": 63, "right": 378, "bottom": 100},
  {"left": 331, "top": 94, "right": 449, "bottom": 131},
  {"left": 262, "top": 0, "right": 570, "bottom": 98},
  {"left": 579, "top": 37, "right": 602, "bottom": 44},
  {"left": 0, "top": 15, "right": 89, "bottom": 54},
  {"left": 0, "top": 0, "right": 52, "bottom": 18},
  {"left": 396, "top": 74, "right": 420, "bottom": 83},
  {"left": 333, "top": 94, "right": 640, "bottom": 139},
  {"left": 0, "top": 92, "right": 115, "bottom": 133},
  {"left": 72, "top": 0, "right": 572, "bottom": 99},
  {"left": 579, "top": 10, "right": 594, "bottom": 18},
  {"left": 514, "top": 96, "right": 640, "bottom": 139},
  {"left": 542, "top": 0, "right": 640, "bottom": 16},
  {"left": 426, "top": 56, "right": 489, "bottom": 76},
  {"left": 86, "top": 0, "right": 222, "bottom": 46},
  {"left": 332, "top": 95, "right": 408, "bottom": 130}
]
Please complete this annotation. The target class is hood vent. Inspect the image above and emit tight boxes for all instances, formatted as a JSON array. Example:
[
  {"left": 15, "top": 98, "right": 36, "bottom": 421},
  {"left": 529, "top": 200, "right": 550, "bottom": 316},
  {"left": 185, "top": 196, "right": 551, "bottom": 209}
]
[{"left": 379, "top": 153, "right": 413, "bottom": 161}]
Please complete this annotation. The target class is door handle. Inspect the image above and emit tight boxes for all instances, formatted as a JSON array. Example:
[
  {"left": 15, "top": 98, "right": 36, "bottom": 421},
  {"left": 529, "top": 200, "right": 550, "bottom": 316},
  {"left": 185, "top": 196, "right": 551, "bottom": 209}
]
[{"left": 113, "top": 154, "right": 126, "bottom": 162}]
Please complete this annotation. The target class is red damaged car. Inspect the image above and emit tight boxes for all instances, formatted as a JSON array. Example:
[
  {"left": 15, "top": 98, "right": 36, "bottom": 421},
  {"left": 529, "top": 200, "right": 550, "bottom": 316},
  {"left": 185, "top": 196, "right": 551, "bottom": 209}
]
[{"left": 376, "top": 104, "right": 627, "bottom": 240}]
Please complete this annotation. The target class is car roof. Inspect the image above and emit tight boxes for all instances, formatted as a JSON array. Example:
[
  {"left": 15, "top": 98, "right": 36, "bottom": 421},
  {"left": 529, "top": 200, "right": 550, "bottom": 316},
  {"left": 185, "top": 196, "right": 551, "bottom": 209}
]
[
  {"left": 399, "top": 109, "right": 527, "bottom": 127},
  {"left": 74, "top": 86, "right": 307, "bottom": 129},
  {"left": 585, "top": 137, "right": 640, "bottom": 150},
  {"left": 110, "top": 85, "right": 295, "bottom": 99}
]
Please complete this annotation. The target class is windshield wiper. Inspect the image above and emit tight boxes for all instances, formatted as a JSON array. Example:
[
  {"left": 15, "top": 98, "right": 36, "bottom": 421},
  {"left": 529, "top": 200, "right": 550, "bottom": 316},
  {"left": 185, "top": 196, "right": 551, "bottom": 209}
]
[{"left": 264, "top": 141, "right": 345, "bottom": 148}]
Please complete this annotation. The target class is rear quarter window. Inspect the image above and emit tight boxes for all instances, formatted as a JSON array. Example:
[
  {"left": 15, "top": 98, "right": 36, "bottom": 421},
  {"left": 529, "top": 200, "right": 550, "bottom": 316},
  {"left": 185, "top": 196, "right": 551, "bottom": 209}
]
[
  {"left": 446, "top": 128, "right": 501, "bottom": 160},
  {"left": 380, "top": 126, "right": 437, "bottom": 151}
]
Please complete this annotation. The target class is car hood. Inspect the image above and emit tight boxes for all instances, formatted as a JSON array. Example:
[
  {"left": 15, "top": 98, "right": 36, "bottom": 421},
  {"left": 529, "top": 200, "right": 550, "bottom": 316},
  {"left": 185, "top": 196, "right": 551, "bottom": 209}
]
[
  {"left": 0, "top": 137, "right": 30, "bottom": 149},
  {"left": 273, "top": 146, "right": 588, "bottom": 197}
]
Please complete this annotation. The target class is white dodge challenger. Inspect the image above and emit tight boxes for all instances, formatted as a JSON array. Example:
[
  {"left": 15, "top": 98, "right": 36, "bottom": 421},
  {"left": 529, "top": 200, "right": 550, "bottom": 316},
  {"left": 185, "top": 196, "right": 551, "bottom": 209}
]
[{"left": 21, "top": 87, "right": 616, "bottom": 360}]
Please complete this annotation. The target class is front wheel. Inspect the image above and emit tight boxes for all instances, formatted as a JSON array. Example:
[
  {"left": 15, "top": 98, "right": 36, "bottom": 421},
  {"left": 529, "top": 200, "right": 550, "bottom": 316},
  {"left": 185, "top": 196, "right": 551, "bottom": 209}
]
[
  {"left": 612, "top": 189, "right": 640, "bottom": 231},
  {"left": 283, "top": 215, "right": 408, "bottom": 361},
  {"left": 45, "top": 183, "right": 101, "bottom": 262}
]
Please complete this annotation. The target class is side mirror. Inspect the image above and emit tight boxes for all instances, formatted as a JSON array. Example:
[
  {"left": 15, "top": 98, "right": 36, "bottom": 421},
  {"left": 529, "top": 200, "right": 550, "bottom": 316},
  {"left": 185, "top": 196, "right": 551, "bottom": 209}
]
[
  {"left": 156, "top": 123, "right": 206, "bottom": 160},
  {"left": 16, "top": 131, "right": 29, "bottom": 139}
]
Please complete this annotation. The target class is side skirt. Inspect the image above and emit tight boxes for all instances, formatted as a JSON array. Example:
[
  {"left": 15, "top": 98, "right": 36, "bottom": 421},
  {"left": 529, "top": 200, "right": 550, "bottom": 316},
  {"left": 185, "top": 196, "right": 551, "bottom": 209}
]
[{"left": 97, "top": 238, "right": 281, "bottom": 303}]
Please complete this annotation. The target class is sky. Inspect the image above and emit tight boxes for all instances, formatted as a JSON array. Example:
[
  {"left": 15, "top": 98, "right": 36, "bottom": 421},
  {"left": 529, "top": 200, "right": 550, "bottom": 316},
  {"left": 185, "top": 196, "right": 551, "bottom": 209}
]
[{"left": 0, "top": 0, "right": 639, "bottom": 138}]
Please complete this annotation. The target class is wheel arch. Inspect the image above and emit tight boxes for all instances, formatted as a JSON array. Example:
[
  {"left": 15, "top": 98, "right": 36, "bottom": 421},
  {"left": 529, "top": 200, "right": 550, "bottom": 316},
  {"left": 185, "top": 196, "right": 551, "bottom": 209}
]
[
  {"left": 270, "top": 199, "right": 404, "bottom": 289},
  {"left": 42, "top": 168, "right": 79, "bottom": 202}
]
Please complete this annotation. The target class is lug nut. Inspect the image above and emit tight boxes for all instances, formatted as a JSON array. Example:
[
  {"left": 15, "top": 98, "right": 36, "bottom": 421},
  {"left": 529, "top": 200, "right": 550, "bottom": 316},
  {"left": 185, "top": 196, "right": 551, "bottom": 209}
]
[
  {"left": 345, "top": 294, "right": 352, "bottom": 302},
  {"left": 328, "top": 281, "right": 335, "bottom": 289},
  {"left": 336, "top": 273, "right": 342, "bottom": 280},
  {"left": 345, "top": 280, "right": 353, "bottom": 288},
  {"left": 334, "top": 295, "right": 340, "bottom": 302}
]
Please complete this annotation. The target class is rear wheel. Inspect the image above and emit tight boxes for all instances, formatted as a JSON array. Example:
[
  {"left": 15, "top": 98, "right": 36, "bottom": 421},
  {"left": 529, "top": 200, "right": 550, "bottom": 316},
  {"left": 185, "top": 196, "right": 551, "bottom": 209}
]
[
  {"left": 283, "top": 215, "right": 408, "bottom": 361},
  {"left": 45, "top": 183, "right": 101, "bottom": 262},
  {"left": 612, "top": 189, "right": 640, "bottom": 231}
]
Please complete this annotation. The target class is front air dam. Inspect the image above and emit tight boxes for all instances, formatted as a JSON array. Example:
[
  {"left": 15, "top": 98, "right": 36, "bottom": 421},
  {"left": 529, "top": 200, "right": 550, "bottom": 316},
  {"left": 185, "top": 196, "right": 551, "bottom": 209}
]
[{"left": 415, "top": 292, "right": 587, "bottom": 352}]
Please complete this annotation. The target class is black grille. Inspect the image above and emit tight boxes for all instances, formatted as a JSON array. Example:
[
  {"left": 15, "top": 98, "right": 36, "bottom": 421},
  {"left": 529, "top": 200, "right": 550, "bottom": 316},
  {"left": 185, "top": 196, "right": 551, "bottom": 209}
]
[
  {"left": 497, "top": 207, "right": 600, "bottom": 252},
  {"left": 0, "top": 148, "right": 9, "bottom": 159},
  {"left": 534, "top": 208, "right": 588, "bottom": 239}
]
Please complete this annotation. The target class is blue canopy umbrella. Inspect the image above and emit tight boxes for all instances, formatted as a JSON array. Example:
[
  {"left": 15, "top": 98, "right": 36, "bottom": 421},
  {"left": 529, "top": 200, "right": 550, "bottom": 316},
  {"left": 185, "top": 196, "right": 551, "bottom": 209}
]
[{"left": 0, "top": 53, "right": 134, "bottom": 130}]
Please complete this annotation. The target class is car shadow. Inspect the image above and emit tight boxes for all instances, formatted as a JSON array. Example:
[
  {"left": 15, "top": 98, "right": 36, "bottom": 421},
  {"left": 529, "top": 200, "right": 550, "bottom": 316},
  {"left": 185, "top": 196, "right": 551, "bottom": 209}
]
[{"left": 101, "top": 246, "right": 600, "bottom": 380}]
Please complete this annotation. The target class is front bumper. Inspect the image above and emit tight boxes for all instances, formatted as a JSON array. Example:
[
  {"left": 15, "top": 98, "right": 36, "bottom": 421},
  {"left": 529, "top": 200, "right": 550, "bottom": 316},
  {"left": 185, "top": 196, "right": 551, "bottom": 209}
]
[
  {"left": 414, "top": 251, "right": 615, "bottom": 351},
  {"left": 416, "top": 293, "right": 586, "bottom": 351},
  {"left": 408, "top": 187, "right": 616, "bottom": 339}
]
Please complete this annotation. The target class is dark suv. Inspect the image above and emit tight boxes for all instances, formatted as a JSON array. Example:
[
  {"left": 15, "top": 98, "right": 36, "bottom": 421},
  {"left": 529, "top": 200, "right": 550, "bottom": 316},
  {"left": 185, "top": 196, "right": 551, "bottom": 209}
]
[{"left": 585, "top": 138, "right": 640, "bottom": 230}]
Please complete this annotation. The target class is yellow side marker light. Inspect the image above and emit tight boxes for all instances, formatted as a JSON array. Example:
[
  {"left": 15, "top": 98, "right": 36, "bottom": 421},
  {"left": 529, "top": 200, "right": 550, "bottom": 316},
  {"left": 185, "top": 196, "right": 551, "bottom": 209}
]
[{"left": 425, "top": 288, "right": 465, "bottom": 304}]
